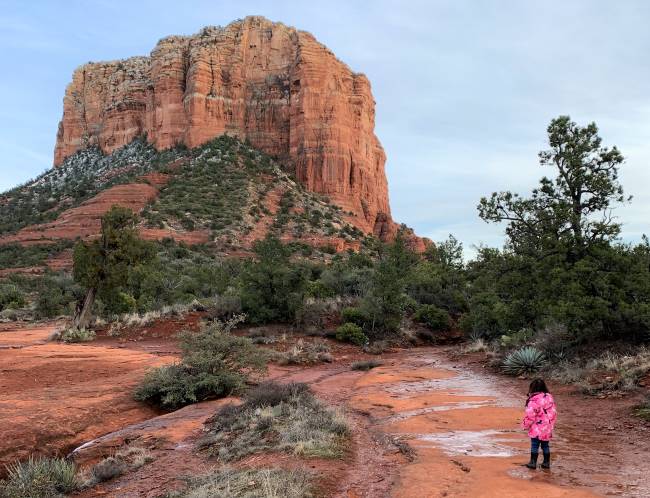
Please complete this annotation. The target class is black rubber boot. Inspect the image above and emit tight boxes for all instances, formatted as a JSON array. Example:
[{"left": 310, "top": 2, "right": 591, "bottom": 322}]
[
  {"left": 525, "top": 452, "right": 538, "bottom": 469},
  {"left": 541, "top": 452, "right": 550, "bottom": 469}
]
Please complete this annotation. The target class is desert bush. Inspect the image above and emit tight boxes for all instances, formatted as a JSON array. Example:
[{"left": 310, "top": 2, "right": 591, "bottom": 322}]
[
  {"left": 200, "top": 381, "right": 348, "bottom": 462},
  {"left": 363, "top": 340, "right": 390, "bottom": 355},
  {"left": 0, "top": 456, "right": 78, "bottom": 498},
  {"left": 60, "top": 327, "right": 96, "bottom": 343},
  {"left": 0, "top": 308, "right": 20, "bottom": 321},
  {"left": 533, "top": 322, "right": 575, "bottom": 360},
  {"left": 341, "top": 307, "right": 368, "bottom": 327},
  {"left": 633, "top": 396, "right": 650, "bottom": 421},
  {"left": 585, "top": 348, "right": 650, "bottom": 390},
  {"left": 90, "top": 457, "right": 125, "bottom": 483},
  {"left": 208, "top": 293, "right": 242, "bottom": 319},
  {"left": 113, "top": 445, "right": 154, "bottom": 469},
  {"left": 295, "top": 299, "right": 329, "bottom": 329},
  {"left": 134, "top": 316, "right": 268, "bottom": 410},
  {"left": 414, "top": 304, "right": 451, "bottom": 331},
  {"left": 167, "top": 467, "right": 313, "bottom": 498},
  {"left": 276, "top": 340, "right": 332, "bottom": 365},
  {"left": 304, "top": 280, "right": 335, "bottom": 299},
  {"left": 500, "top": 327, "right": 534, "bottom": 348},
  {"left": 240, "top": 236, "right": 309, "bottom": 324},
  {"left": 351, "top": 360, "right": 382, "bottom": 371},
  {"left": 242, "top": 381, "right": 310, "bottom": 410},
  {"left": 34, "top": 274, "right": 80, "bottom": 319},
  {"left": 335, "top": 323, "right": 367, "bottom": 346},
  {"left": 87, "top": 445, "right": 153, "bottom": 485},
  {"left": 0, "top": 285, "right": 26, "bottom": 311},
  {"left": 549, "top": 360, "right": 587, "bottom": 385},
  {"left": 134, "top": 363, "right": 240, "bottom": 410},
  {"left": 361, "top": 234, "right": 419, "bottom": 336},
  {"left": 502, "top": 346, "right": 546, "bottom": 376},
  {"left": 462, "top": 338, "right": 490, "bottom": 353}
]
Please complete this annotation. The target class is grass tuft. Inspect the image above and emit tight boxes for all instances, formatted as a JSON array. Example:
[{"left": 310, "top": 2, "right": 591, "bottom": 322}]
[
  {"left": 167, "top": 467, "right": 313, "bottom": 498},
  {"left": 350, "top": 360, "right": 382, "bottom": 371},
  {"left": 59, "top": 327, "right": 96, "bottom": 343},
  {"left": 276, "top": 340, "right": 332, "bottom": 365},
  {"left": 0, "top": 456, "right": 78, "bottom": 498},
  {"left": 199, "top": 381, "right": 349, "bottom": 462},
  {"left": 633, "top": 396, "right": 650, "bottom": 421}
]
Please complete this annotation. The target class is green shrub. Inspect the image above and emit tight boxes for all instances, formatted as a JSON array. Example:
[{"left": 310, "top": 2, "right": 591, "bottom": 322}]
[
  {"left": 500, "top": 327, "right": 534, "bottom": 348},
  {"left": 458, "top": 313, "right": 474, "bottom": 335},
  {"left": 305, "top": 280, "right": 334, "bottom": 299},
  {"left": 414, "top": 304, "right": 451, "bottom": 331},
  {"left": 33, "top": 274, "right": 80, "bottom": 319},
  {"left": 135, "top": 363, "right": 240, "bottom": 411},
  {"left": 502, "top": 346, "right": 546, "bottom": 376},
  {"left": 107, "top": 292, "right": 138, "bottom": 316},
  {"left": 335, "top": 323, "right": 367, "bottom": 346},
  {"left": 60, "top": 327, "right": 96, "bottom": 343},
  {"left": 341, "top": 307, "right": 367, "bottom": 327},
  {"left": 240, "top": 236, "right": 308, "bottom": 324},
  {"left": 0, "top": 456, "right": 78, "bottom": 498},
  {"left": 0, "top": 285, "right": 26, "bottom": 311},
  {"left": 633, "top": 396, "right": 650, "bottom": 421},
  {"left": 134, "top": 316, "right": 267, "bottom": 410}
]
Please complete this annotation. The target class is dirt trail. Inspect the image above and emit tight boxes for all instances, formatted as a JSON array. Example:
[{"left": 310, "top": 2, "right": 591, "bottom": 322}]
[
  {"left": 2, "top": 320, "right": 648, "bottom": 497},
  {"left": 344, "top": 349, "right": 648, "bottom": 498}
]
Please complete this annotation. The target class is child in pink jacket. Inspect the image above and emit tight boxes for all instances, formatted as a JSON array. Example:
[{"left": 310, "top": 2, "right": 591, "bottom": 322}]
[{"left": 522, "top": 378, "right": 557, "bottom": 469}]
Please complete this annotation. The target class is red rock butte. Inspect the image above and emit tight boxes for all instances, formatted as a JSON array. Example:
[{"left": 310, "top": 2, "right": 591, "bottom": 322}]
[{"left": 53, "top": 16, "right": 426, "bottom": 249}]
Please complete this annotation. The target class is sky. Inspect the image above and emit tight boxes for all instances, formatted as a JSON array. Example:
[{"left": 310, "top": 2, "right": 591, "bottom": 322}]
[{"left": 1, "top": 0, "right": 649, "bottom": 255}]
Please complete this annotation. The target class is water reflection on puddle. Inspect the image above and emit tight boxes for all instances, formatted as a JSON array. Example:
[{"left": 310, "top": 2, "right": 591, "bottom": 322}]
[
  {"left": 384, "top": 360, "right": 517, "bottom": 405},
  {"left": 418, "top": 429, "right": 519, "bottom": 457},
  {"left": 387, "top": 400, "right": 496, "bottom": 422}
]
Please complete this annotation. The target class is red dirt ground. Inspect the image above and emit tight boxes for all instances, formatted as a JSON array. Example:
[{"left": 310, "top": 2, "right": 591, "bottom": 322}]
[
  {"left": 0, "top": 322, "right": 172, "bottom": 471},
  {"left": 1, "top": 319, "right": 648, "bottom": 496}
]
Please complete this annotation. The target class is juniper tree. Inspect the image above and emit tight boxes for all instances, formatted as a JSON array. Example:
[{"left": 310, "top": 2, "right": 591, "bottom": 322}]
[
  {"left": 478, "top": 116, "right": 627, "bottom": 262},
  {"left": 73, "top": 206, "right": 155, "bottom": 328}
]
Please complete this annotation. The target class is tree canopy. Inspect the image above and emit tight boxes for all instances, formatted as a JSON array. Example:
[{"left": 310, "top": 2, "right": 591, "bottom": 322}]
[{"left": 73, "top": 206, "right": 155, "bottom": 327}]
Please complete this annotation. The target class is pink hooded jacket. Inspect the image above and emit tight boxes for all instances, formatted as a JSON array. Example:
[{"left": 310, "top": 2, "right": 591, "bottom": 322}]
[{"left": 522, "top": 392, "right": 557, "bottom": 441}]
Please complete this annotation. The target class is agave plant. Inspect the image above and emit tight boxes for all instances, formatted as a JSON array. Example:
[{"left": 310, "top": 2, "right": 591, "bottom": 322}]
[{"left": 502, "top": 346, "right": 546, "bottom": 376}]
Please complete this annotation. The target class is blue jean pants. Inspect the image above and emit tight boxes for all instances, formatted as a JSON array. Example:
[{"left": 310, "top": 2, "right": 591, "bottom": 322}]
[{"left": 531, "top": 437, "right": 550, "bottom": 455}]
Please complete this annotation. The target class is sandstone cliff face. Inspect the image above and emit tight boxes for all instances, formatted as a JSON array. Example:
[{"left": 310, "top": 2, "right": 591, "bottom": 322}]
[{"left": 54, "top": 16, "right": 399, "bottom": 239}]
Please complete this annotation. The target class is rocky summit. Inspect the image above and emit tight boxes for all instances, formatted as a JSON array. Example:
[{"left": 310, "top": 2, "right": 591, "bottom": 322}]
[{"left": 53, "top": 16, "right": 424, "bottom": 248}]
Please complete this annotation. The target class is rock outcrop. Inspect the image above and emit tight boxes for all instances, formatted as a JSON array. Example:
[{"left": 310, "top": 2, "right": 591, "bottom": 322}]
[{"left": 54, "top": 16, "right": 425, "bottom": 247}]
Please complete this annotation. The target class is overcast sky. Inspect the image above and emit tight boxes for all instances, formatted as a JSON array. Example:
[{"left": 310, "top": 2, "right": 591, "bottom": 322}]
[{"left": 1, "top": 0, "right": 648, "bottom": 254}]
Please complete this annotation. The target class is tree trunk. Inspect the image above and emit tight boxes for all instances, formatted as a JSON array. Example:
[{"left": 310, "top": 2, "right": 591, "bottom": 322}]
[{"left": 74, "top": 287, "right": 96, "bottom": 329}]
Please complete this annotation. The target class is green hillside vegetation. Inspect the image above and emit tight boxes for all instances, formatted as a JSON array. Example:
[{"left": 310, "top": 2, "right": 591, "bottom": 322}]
[
  {"left": 1, "top": 119, "right": 649, "bottom": 395},
  {"left": 141, "top": 135, "right": 364, "bottom": 247},
  {"left": 0, "top": 138, "right": 181, "bottom": 236}
]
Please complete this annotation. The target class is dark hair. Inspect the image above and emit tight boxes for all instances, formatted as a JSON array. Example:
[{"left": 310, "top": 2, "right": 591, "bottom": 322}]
[
  {"left": 528, "top": 378, "right": 549, "bottom": 395},
  {"left": 526, "top": 378, "right": 550, "bottom": 404}
]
